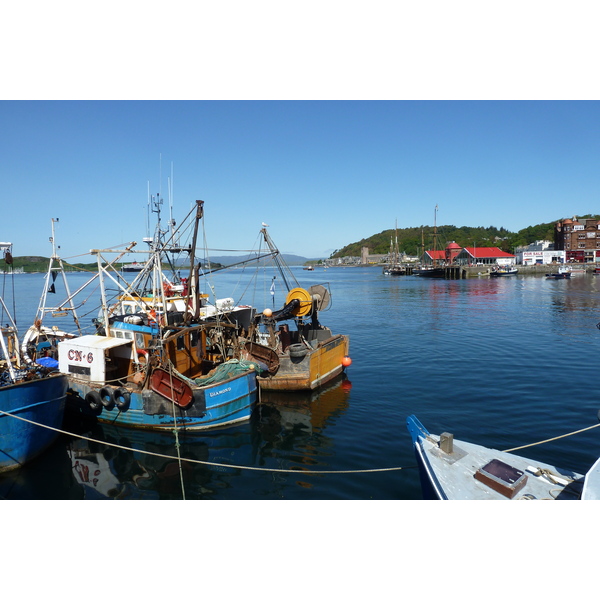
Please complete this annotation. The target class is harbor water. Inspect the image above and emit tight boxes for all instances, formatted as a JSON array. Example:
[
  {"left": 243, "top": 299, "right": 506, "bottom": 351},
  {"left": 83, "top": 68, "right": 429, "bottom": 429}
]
[{"left": 2, "top": 266, "right": 600, "bottom": 500}]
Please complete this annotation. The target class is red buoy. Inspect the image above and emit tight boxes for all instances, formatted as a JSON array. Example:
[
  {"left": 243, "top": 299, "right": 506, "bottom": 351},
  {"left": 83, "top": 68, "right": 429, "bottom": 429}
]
[{"left": 341, "top": 355, "right": 352, "bottom": 368}]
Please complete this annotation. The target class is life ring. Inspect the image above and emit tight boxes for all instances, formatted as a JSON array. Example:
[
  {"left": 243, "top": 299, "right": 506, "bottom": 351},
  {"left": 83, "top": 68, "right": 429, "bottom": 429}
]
[
  {"left": 136, "top": 348, "right": 148, "bottom": 364},
  {"left": 86, "top": 390, "right": 103, "bottom": 412},
  {"left": 99, "top": 386, "right": 115, "bottom": 409},
  {"left": 114, "top": 387, "right": 131, "bottom": 411}
]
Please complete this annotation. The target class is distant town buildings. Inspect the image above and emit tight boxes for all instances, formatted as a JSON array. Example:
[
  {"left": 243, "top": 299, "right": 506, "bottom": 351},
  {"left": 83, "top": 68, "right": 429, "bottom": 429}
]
[
  {"left": 554, "top": 216, "right": 600, "bottom": 262},
  {"left": 324, "top": 216, "right": 600, "bottom": 267}
]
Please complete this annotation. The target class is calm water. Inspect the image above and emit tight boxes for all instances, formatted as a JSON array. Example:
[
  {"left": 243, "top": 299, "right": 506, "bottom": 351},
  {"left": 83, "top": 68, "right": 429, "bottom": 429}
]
[{"left": 2, "top": 267, "right": 600, "bottom": 500}]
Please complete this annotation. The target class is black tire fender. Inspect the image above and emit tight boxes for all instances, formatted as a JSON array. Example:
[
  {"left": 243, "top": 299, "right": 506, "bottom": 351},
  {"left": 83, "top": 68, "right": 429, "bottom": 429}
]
[
  {"left": 114, "top": 387, "right": 131, "bottom": 411},
  {"left": 99, "top": 386, "right": 115, "bottom": 409},
  {"left": 288, "top": 343, "right": 308, "bottom": 359},
  {"left": 86, "top": 390, "right": 103, "bottom": 412}
]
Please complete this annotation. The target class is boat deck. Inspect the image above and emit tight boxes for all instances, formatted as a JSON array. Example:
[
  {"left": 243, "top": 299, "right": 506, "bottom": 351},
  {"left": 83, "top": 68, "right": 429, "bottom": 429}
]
[{"left": 413, "top": 430, "right": 585, "bottom": 500}]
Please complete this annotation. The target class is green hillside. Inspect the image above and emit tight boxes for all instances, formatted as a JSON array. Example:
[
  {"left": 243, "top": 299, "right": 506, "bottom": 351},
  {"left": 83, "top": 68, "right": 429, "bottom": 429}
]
[
  {"left": 0, "top": 255, "right": 95, "bottom": 273},
  {"left": 329, "top": 216, "right": 600, "bottom": 258}
]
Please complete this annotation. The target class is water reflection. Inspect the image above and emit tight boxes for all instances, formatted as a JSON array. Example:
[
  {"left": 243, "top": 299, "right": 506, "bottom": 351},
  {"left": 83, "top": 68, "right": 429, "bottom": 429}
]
[
  {"left": 63, "top": 375, "right": 352, "bottom": 500},
  {"left": 67, "top": 420, "right": 255, "bottom": 500}
]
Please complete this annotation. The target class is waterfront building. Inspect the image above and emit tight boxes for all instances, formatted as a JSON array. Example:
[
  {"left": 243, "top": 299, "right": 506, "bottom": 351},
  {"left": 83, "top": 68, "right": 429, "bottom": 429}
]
[
  {"left": 515, "top": 240, "right": 565, "bottom": 265},
  {"left": 554, "top": 216, "right": 600, "bottom": 263},
  {"left": 452, "top": 246, "right": 516, "bottom": 267},
  {"left": 420, "top": 249, "right": 446, "bottom": 266}
]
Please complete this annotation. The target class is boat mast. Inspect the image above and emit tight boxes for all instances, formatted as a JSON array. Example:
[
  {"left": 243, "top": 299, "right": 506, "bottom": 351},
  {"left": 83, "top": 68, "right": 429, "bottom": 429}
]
[
  {"left": 260, "top": 226, "right": 298, "bottom": 292},
  {"left": 0, "top": 243, "right": 17, "bottom": 381},
  {"left": 35, "top": 218, "right": 82, "bottom": 334},
  {"left": 184, "top": 200, "right": 204, "bottom": 323},
  {"left": 168, "top": 163, "right": 177, "bottom": 247},
  {"left": 433, "top": 205, "right": 439, "bottom": 266},
  {"left": 394, "top": 218, "right": 399, "bottom": 265}
]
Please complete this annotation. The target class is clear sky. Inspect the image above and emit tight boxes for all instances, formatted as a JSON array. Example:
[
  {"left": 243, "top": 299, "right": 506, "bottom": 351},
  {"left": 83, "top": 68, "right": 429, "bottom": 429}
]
[
  {"left": 3, "top": 100, "right": 600, "bottom": 260},
  {"left": 3, "top": 4, "right": 600, "bottom": 261}
]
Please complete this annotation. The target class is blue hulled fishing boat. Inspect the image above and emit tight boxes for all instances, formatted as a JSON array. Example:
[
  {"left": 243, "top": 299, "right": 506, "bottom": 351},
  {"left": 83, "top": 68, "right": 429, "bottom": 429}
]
[
  {"left": 0, "top": 242, "right": 68, "bottom": 472},
  {"left": 60, "top": 200, "right": 261, "bottom": 431},
  {"left": 26, "top": 199, "right": 261, "bottom": 432}
]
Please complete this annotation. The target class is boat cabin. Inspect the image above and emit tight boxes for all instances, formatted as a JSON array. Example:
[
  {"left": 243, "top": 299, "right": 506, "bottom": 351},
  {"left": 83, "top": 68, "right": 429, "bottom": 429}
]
[{"left": 58, "top": 335, "right": 135, "bottom": 383}]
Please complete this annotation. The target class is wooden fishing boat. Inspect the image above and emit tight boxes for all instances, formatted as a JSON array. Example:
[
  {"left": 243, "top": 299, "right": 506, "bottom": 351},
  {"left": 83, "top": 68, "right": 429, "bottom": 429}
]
[
  {"left": 406, "top": 414, "right": 599, "bottom": 500},
  {"left": 47, "top": 199, "right": 261, "bottom": 431},
  {"left": 0, "top": 242, "right": 68, "bottom": 472},
  {"left": 242, "top": 227, "right": 351, "bottom": 392}
]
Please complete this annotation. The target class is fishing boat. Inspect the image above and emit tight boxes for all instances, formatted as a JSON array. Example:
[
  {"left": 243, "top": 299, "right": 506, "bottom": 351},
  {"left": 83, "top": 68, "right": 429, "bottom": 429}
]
[
  {"left": 0, "top": 241, "right": 69, "bottom": 473},
  {"left": 51, "top": 199, "right": 261, "bottom": 431},
  {"left": 241, "top": 226, "right": 351, "bottom": 392},
  {"left": 490, "top": 266, "right": 518, "bottom": 277},
  {"left": 546, "top": 266, "right": 571, "bottom": 279},
  {"left": 121, "top": 260, "right": 147, "bottom": 273},
  {"left": 406, "top": 414, "right": 599, "bottom": 500}
]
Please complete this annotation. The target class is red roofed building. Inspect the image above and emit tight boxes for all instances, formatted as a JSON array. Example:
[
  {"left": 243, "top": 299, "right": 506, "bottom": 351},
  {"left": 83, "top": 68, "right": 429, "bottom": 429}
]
[
  {"left": 421, "top": 242, "right": 515, "bottom": 267},
  {"left": 454, "top": 247, "right": 516, "bottom": 266},
  {"left": 421, "top": 249, "right": 446, "bottom": 265}
]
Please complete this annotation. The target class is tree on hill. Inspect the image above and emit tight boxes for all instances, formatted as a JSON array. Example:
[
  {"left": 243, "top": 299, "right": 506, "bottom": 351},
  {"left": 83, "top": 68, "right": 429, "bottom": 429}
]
[{"left": 328, "top": 218, "right": 592, "bottom": 259}]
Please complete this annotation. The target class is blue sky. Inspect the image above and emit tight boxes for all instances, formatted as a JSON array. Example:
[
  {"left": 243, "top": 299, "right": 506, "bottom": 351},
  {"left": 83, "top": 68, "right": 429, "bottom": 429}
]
[
  {"left": 3, "top": 4, "right": 600, "bottom": 260},
  {"left": 2, "top": 100, "right": 600, "bottom": 260}
]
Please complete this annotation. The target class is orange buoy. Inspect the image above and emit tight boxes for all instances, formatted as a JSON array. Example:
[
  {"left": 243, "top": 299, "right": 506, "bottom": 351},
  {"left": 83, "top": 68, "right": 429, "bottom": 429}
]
[{"left": 341, "top": 355, "right": 352, "bottom": 368}]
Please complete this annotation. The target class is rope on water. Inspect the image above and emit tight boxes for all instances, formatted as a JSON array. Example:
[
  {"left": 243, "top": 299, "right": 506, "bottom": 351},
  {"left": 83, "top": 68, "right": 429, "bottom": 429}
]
[
  {"left": 503, "top": 422, "right": 600, "bottom": 453},
  {"left": 0, "top": 408, "right": 415, "bottom": 474}
]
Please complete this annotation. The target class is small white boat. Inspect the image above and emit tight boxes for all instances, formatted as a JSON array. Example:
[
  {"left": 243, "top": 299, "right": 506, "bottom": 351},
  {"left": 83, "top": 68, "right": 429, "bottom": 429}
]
[
  {"left": 546, "top": 266, "right": 572, "bottom": 279},
  {"left": 490, "top": 266, "right": 518, "bottom": 277},
  {"left": 406, "top": 414, "right": 599, "bottom": 500}
]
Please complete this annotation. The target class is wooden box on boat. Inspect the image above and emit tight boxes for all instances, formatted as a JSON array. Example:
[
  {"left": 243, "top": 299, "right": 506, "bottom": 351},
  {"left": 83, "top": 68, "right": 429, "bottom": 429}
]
[{"left": 474, "top": 459, "right": 528, "bottom": 499}]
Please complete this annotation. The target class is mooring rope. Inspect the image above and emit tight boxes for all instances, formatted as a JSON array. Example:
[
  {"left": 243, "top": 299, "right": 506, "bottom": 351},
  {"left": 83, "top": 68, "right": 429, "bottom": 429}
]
[
  {"left": 164, "top": 363, "right": 186, "bottom": 499},
  {"left": 0, "top": 408, "right": 415, "bottom": 474},
  {"left": 503, "top": 422, "right": 600, "bottom": 453}
]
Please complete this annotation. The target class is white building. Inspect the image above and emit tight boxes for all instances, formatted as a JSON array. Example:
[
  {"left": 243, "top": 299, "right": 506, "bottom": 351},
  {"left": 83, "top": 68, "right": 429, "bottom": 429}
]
[
  {"left": 514, "top": 240, "right": 565, "bottom": 265},
  {"left": 517, "top": 249, "right": 566, "bottom": 265}
]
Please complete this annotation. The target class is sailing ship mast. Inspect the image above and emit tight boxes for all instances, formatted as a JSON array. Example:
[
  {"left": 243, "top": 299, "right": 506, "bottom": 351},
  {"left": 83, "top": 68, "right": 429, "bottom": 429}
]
[{"left": 432, "top": 204, "right": 439, "bottom": 267}]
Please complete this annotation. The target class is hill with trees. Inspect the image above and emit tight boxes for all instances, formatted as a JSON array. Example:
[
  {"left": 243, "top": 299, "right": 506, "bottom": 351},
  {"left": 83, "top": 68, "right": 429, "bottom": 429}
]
[
  {"left": 0, "top": 253, "right": 311, "bottom": 273},
  {"left": 329, "top": 215, "right": 600, "bottom": 258}
]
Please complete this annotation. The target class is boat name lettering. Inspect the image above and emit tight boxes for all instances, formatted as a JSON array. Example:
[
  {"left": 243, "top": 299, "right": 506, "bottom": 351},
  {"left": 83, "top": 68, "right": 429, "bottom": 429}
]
[
  {"left": 68, "top": 349, "right": 94, "bottom": 364},
  {"left": 209, "top": 387, "right": 231, "bottom": 398}
]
